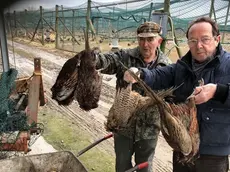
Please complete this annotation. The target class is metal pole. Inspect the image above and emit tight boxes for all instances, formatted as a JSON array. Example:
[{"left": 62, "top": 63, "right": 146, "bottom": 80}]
[
  {"left": 0, "top": 10, "right": 10, "bottom": 72},
  {"left": 76, "top": 133, "right": 113, "bottom": 157}
]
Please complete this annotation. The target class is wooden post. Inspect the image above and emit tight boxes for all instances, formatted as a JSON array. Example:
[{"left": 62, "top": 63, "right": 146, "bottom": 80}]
[
  {"left": 27, "top": 58, "right": 40, "bottom": 124},
  {"left": 40, "top": 6, "right": 44, "bottom": 45},
  {"left": 55, "top": 5, "right": 59, "bottom": 49},
  {"left": 72, "top": 10, "right": 75, "bottom": 50},
  {"left": 168, "top": 15, "right": 182, "bottom": 58},
  {"left": 148, "top": 3, "right": 153, "bottom": 21},
  {"left": 24, "top": 9, "right": 27, "bottom": 37},
  {"left": 222, "top": 0, "right": 230, "bottom": 43},
  {"left": 96, "top": 17, "right": 98, "bottom": 35},
  {"left": 78, "top": 10, "right": 81, "bottom": 27},
  {"left": 61, "top": 5, "right": 66, "bottom": 38},
  {"left": 5, "top": 12, "right": 10, "bottom": 35},
  {"left": 14, "top": 11, "right": 17, "bottom": 37},
  {"left": 86, "top": 0, "right": 91, "bottom": 35},
  {"left": 27, "top": 58, "right": 45, "bottom": 124},
  {"left": 161, "top": 0, "right": 182, "bottom": 58},
  {"left": 97, "top": 8, "right": 100, "bottom": 35},
  {"left": 160, "top": 1, "right": 168, "bottom": 53},
  {"left": 209, "top": 0, "right": 215, "bottom": 18}
]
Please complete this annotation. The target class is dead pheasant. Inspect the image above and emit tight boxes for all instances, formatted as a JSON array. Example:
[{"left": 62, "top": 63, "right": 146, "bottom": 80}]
[
  {"left": 51, "top": 52, "right": 81, "bottom": 105},
  {"left": 51, "top": 46, "right": 101, "bottom": 110},
  {"left": 106, "top": 64, "right": 200, "bottom": 163},
  {"left": 74, "top": 43, "right": 102, "bottom": 111},
  {"left": 51, "top": 2, "right": 102, "bottom": 110},
  {"left": 105, "top": 83, "right": 152, "bottom": 132},
  {"left": 74, "top": 1, "right": 102, "bottom": 111}
]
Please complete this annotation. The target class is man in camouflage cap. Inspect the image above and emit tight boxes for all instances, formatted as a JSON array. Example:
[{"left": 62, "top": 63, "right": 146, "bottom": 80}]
[
  {"left": 137, "top": 22, "right": 163, "bottom": 37},
  {"left": 95, "top": 21, "right": 171, "bottom": 172}
]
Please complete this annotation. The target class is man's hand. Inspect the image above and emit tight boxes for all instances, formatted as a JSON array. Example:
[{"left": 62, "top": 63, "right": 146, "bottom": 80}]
[
  {"left": 193, "top": 83, "right": 217, "bottom": 104},
  {"left": 123, "top": 67, "right": 139, "bottom": 83}
]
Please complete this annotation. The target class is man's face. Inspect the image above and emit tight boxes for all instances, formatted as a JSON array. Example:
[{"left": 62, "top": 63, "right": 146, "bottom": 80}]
[
  {"left": 138, "top": 36, "right": 161, "bottom": 60},
  {"left": 187, "top": 22, "right": 220, "bottom": 62}
]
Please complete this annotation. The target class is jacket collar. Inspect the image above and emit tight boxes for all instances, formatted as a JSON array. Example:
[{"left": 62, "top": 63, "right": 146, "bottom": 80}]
[
  {"left": 180, "top": 43, "right": 223, "bottom": 68},
  {"left": 127, "top": 47, "right": 168, "bottom": 66}
]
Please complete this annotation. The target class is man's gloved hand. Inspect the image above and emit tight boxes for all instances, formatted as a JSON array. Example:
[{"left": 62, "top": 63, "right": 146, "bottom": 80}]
[{"left": 123, "top": 67, "right": 140, "bottom": 83}]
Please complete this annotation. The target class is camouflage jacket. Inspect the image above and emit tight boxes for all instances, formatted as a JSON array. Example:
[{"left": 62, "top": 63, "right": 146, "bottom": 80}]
[{"left": 97, "top": 47, "right": 171, "bottom": 141}]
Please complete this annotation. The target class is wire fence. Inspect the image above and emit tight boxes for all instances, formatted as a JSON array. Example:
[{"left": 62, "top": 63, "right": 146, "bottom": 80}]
[{"left": 4, "top": 0, "right": 230, "bottom": 55}]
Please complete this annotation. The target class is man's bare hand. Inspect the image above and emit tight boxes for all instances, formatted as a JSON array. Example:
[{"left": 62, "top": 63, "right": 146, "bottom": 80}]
[
  {"left": 123, "top": 67, "right": 139, "bottom": 83},
  {"left": 194, "top": 83, "right": 217, "bottom": 104}
]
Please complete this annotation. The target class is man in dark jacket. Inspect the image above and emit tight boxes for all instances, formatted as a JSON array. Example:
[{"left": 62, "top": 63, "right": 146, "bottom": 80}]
[
  {"left": 124, "top": 17, "right": 230, "bottom": 172},
  {"left": 96, "top": 22, "right": 171, "bottom": 172}
]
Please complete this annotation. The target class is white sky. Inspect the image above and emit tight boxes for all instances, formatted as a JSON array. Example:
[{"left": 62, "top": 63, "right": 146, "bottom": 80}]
[{"left": 8, "top": 0, "right": 133, "bottom": 11}]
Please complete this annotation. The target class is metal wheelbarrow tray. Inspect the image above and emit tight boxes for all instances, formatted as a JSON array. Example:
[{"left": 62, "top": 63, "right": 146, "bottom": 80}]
[{"left": 0, "top": 151, "right": 88, "bottom": 172}]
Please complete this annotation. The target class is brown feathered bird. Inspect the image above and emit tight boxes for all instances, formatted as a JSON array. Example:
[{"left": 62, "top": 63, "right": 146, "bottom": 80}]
[
  {"left": 51, "top": 48, "right": 101, "bottom": 110},
  {"left": 74, "top": 45, "right": 102, "bottom": 110},
  {"left": 74, "top": 16, "right": 102, "bottom": 111},
  {"left": 51, "top": 37, "right": 101, "bottom": 110},
  {"left": 51, "top": 52, "right": 82, "bottom": 105},
  {"left": 106, "top": 66, "right": 200, "bottom": 163},
  {"left": 105, "top": 83, "right": 152, "bottom": 132},
  {"left": 51, "top": 7, "right": 102, "bottom": 110}
]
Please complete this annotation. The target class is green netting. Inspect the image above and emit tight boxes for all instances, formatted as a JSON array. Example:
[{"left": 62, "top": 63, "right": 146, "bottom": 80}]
[
  {"left": 0, "top": 68, "right": 30, "bottom": 132},
  {"left": 0, "top": 69, "right": 37, "bottom": 159},
  {"left": 4, "top": 0, "right": 230, "bottom": 53}
]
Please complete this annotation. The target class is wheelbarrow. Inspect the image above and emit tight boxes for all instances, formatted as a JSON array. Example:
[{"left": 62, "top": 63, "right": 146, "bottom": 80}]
[
  {"left": 0, "top": 133, "right": 148, "bottom": 172},
  {"left": 0, "top": 151, "right": 88, "bottom": 172}
]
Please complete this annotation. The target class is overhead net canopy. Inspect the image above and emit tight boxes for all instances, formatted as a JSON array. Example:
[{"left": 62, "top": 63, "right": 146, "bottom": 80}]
[{"left": 5, "top": 0, "right": 230, "bottom": 53}]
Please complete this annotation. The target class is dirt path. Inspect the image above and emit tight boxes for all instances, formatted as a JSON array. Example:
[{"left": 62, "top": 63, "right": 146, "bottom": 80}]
[{"left": 7, "top": 40, "right": 173, "bottom": 171}]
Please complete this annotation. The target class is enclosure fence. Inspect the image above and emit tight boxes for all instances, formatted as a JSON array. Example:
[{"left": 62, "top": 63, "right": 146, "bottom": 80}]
[{"left": 5, "top": 0, "right": 230, "bottom": 56}]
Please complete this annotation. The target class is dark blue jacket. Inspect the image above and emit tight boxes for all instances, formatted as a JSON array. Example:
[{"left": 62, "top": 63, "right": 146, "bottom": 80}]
[{"left": 141, "top": 44, "right": 230, "bottom": 156}]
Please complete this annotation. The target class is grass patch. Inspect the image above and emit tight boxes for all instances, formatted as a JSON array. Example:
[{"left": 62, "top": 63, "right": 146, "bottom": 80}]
[{"left": 38, "top": 106, "right": 115, "bottom": 172}]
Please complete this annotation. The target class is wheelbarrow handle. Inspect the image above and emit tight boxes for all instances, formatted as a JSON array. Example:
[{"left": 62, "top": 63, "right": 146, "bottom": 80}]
[
  {"left": 125, "top": 162, "right": 148, "bottom": 172},
  {"left": 76, "top": 133, "right": 113, "bottom": 157}
]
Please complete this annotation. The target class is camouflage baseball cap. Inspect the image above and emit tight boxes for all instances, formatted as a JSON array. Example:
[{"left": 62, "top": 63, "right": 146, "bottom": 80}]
[{"left": 137, "top": 22, "right": 162, "bottom": 37}]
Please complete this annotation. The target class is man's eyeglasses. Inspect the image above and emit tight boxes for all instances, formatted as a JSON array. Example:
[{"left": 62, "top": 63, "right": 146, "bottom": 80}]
[
  {"left": 138, "top": 37, "right": 156, "bottom": 42},
  {"left": 187, "top": 36, "right": 215, "bottom": 47}
]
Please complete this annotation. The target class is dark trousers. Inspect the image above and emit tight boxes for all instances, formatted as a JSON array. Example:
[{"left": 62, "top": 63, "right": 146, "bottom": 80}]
[
  {"left": 114, "top": 133, "right": 156, "bottom": 172},
  {"left": 173, "top": 151, "right": 229, "bottom": 172}
]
